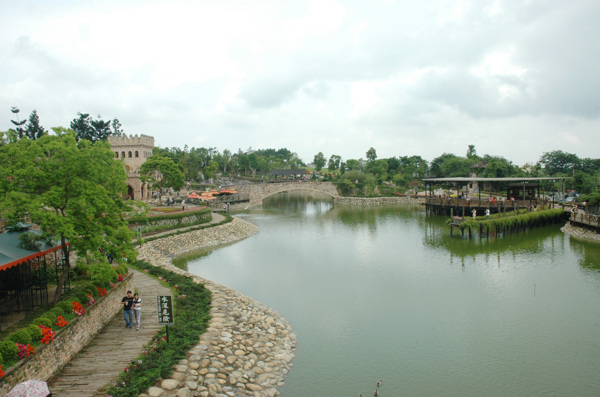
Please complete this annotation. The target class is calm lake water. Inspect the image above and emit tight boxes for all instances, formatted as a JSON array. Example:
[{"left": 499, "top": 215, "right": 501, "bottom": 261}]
[{"left": 181, "top": 191, "right": 600, "bottom": 396}]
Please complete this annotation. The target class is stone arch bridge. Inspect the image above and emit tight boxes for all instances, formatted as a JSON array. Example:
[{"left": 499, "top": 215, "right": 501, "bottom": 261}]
[{"left": 228, "top": 182, "right": 339, "bottom": 206}]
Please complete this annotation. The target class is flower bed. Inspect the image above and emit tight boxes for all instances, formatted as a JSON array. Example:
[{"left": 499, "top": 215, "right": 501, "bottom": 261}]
[{"left": 0, "top": 273, "right": 134, "bottom": 395}]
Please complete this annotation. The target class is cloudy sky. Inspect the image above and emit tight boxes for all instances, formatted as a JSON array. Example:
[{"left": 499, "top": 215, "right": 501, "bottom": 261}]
[{"left": 1, "top": 0, "right": 599, "bottom": 166}]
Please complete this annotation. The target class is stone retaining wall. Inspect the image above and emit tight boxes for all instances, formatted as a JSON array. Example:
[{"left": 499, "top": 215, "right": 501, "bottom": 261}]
[
  {"left": 561, "top": 223, "right": 600, "bottom": 242},
  {"left": 0, "top": 275, "right": 133, "bottom": 394},
  {"left": 138, "top": 218, "right": 297, "bottom": 397},
  {"left": 334, "top": 196, "right": 425, "bottom": 206}
]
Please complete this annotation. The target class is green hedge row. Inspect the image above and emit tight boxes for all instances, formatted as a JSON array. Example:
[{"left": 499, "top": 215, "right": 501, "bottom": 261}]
[
  {"left": 142, "top": 213, "right": 233, "bottom": 243},
  {"left": 458, "top": 208, "right": 566, "bottom": 233},
  {"left": 129, "top": 208, "right": 211, "bottom": 226}
]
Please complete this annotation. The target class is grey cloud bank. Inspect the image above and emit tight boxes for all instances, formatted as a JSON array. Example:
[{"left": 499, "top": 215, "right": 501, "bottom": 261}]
[{"left": 1, "top": 0, "right": 599, "bottom": 165}]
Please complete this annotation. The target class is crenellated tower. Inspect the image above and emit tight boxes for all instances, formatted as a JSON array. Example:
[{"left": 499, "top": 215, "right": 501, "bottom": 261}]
[{"left": 108, "top": 134, "right": 155, "bottom": 199}]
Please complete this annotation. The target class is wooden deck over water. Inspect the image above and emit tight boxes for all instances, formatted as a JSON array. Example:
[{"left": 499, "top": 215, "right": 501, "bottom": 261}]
[{"left": 425, "top": 196, "right": 548, "bottom": 216}]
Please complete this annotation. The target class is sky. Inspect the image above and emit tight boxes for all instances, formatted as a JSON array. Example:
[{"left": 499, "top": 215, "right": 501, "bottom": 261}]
[{"left": 1, "top": 0, "right": 599, "bottom": 166}]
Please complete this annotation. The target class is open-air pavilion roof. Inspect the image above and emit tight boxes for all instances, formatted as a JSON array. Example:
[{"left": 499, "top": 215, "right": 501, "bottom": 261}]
[{"left": 423, "top": 177, "right": 569, "bottom": 183}]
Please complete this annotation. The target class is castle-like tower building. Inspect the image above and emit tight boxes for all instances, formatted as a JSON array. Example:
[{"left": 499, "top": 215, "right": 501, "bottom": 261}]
[{"left": 108, "top": 134, "right": 155, "bottom": 199}]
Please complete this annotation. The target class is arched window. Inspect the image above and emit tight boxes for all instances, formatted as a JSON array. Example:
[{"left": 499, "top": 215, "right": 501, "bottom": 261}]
[
  {"left": 128, "top": 151, "right": 132, "bottom": 158},
  {"left": 135, "top": 151, "right": 139, "bottom": 158},
  {"left": 115, "top": 152, "right": 119, "bottom": 158},
  {"left": 121, "top": 151, "right": 125, "bottom": 158}
]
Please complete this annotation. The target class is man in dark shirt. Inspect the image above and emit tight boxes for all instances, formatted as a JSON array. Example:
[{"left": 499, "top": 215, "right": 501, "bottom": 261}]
[{"left": 122, "top": 290, "right": 134, "bottom": 328}]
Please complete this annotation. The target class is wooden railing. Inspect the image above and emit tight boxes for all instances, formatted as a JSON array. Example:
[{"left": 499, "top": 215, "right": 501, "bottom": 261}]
[
  {"left": 570, "top": 212, "right": 600, "bottom": 227},
  {"left": 425, "top": 197, "right": 543, "bottom": 209}
]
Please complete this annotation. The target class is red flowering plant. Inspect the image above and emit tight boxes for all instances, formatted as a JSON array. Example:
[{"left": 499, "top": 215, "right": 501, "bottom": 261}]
[
  {"left": 97, "top": 286, "right": 107, "bottom": 297},
  {"left": 118, "top": 274, "right": 124, "bottom": 282},
  {"left": 0, "top": 365, "right": 4, "bottom": 377},
  {"left": 56, "top": 316, "right": 68, "bottom": 327},
  {"left": 39, "top": 325, "right": 55, "bottom": 344},
  {"left": 16, "top": 343, "right": 35, "bottom": 359},
  {"left": 88, "top": 294, "right": 95, "bottom": 305},
  {"left": 72, "top": 301, "right": 85, "bottom": 316}
]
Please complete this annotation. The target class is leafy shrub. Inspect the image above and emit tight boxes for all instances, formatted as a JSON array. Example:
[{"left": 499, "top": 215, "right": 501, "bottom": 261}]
[
  {"left": 8, "top": 329, "right": 32, "bottom": 345},
  {"left": 26, "top": 324, "right": 43, "bottom": 342},
  {"left": 75, "top": 262, "right": 90, "bottom": 277},
  {"left": 33, "top": 317, "right": 53, "bottom": 328},
  {"left": 57, "top": 301, "right": 72, "bottom": 313},
  {"left": 0, "top": 340, "right": 18, "bottom": 362},
  {"left": 84, "top": 284, "right": 98, "bottom": 297},
  {"left": 89, "top": 263, "right": 118, "bottom": 287},
  {"left": 41, "top": 312, "right": 58, "bottom": 324},
  {"left": 0, "top": 350, "right": 3, "bottom": 366},
  {"left": 75, "top": 291, "right": 89, "bottom": 304},
  {"left": 117, "top": 264, "right": 128, "bottom": 275},
  {"left": 50, "top": 306, "right": 65, "bottom": 317}
]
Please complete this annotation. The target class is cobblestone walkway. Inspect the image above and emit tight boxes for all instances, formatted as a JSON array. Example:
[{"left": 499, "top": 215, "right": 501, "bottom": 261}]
[{"left": 49, "top": 269, "right": 171, "bottom": 397}]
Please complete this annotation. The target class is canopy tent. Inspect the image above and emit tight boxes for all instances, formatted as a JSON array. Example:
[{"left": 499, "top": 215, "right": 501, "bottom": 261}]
[{"left": 187, "top": 192, "right": 201, "bottom": 199}]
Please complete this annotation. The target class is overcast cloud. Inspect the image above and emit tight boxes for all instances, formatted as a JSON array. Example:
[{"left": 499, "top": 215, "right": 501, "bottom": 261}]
[{"left": 1, "top": 0, "right": 599, "bottom": 165}]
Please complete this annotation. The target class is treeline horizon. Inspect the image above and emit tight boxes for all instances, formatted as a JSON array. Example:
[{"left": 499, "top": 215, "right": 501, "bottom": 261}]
[{"left": 3, "top": 108, "right": 600, "bottom": 194}]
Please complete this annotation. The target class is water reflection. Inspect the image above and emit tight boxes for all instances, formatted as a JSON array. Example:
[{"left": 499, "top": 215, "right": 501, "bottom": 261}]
[
  {"left": 261, "top": 191, "right": 333, "bottom": 216},
  {"left": 423, "top": 213, "right": 565, "bottom": 260},
  {"left": 185, "top": 191, "right": 600, "bottom": 397},
  {"left": 569, "top": 237, "right": 600, "bottom": 271}
]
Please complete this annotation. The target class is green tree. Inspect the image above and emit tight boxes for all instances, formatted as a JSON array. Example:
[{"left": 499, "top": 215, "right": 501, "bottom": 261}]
[
  {"left": 139, "top": 155, "right": 185, "bottom": 200},
  {"left": 466, "top": 144, "right": 478, "bottom": 159},
  {"left": 248, "top": 153, "right": 259, "bottom": 177},
  {"left": 336, "top": 170, "right": 377, "bottom": 196},
  {"left": 10, "top": 106, "right": 26, "bottom": 137},
  {"left": 539, "top": 150, "right": 580, "bottom": 175},
  {"left": 0, "top": 132, "right": 135, "bottom": 303},
  {"left": 0, "top": 129, "right": 18, "bottom": 146},
  {"left": 430, "top": 153, "right": 458, "bottom": 177},
  {"left": 328, "top": 155, "right": 342, "bottom": 171},
  {"left": 366, "top": 147, "right": 377, "bottom": 163},
  {"left": 203, "top": 160, "right": 220, "bottom": 180},
  {"left": 221, "top": 149, "right": 232, "bottom": 173},
  {"left": 345, "top": 159, "right": 361, "bottom": 171},
  {"left": 70, "top": 113, "right": 122, "bottom": 142},
  {"left": 440, "top": 157, "right": 471, "bottom": 177},
  {"left": 369, "top": 159, "right": 389, "bottom": 182},
  {"left": 23, "top": 110, "right": 46, "bottom": 140},
  {"left": 313, "top": 152, "right": 326, "bottom": 172}
]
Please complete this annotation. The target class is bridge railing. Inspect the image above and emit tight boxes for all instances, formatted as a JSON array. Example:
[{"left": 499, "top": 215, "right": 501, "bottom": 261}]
[{"left": 570, "top": 212, "right": 600, "bottom": 227}]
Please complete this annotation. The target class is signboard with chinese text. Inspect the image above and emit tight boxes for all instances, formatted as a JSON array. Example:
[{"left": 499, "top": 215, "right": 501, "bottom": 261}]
[{"left": 156, "top": 295, "right": 174, "bottom": 325}]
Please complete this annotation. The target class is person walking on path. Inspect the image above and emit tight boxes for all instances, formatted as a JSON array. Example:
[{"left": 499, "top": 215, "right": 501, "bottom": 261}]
[
  {"left": 133, "top": 293, "right": 142, "bottom": 331},
  {"left": 181, "top": 199, "right": 186, "bottom": 211},
  {"left": 122, "top": 290, "right": 134, "bottom": 328}
]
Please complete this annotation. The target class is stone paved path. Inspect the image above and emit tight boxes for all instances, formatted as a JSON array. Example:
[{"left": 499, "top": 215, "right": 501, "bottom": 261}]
[{"left": 49, "top": 269, "right": 172, "bottom": 397}]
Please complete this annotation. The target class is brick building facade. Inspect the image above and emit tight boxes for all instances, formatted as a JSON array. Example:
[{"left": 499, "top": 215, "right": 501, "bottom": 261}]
[{"left": 108, "top": 134, "right": 155, "bottom": 199}]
